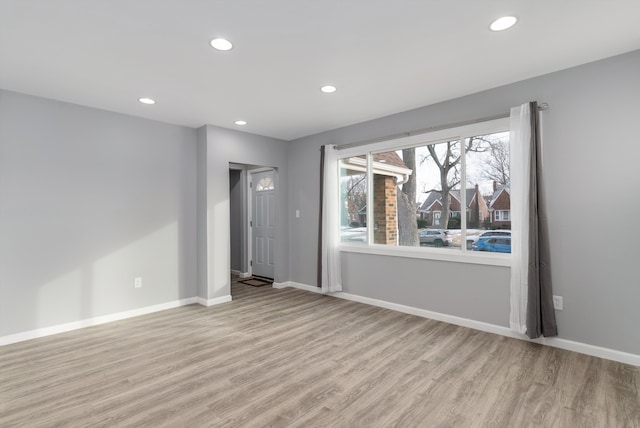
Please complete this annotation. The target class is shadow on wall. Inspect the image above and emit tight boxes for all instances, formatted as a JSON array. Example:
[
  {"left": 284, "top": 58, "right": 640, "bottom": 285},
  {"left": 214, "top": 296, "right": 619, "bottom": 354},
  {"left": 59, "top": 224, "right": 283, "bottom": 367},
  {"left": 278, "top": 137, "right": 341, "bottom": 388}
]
[
  {"left": 1, "top": 216, "right": 193, "bottom": 337},
  {"left": 0, "top": 92, "right": 197, "bottom": 337}
]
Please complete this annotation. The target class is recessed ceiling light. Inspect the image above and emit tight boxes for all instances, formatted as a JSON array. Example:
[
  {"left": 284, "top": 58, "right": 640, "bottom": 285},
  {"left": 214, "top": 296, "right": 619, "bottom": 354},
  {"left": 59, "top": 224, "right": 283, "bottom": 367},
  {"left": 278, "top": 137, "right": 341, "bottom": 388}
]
[
  {"left": 210, "top": 38, "right": 233, "bottom": 51},
  {"left": 234, "top": 120, "right": 247, "bottom": 126},
  {"left": 490, "top": 16, "right": 517, "bottom": 31},
  {"left": 321, "top": 85, "right": 337, "bottom": 93},
  {"left": 138, "top": 97, "right": 155, "bottom": 105}
]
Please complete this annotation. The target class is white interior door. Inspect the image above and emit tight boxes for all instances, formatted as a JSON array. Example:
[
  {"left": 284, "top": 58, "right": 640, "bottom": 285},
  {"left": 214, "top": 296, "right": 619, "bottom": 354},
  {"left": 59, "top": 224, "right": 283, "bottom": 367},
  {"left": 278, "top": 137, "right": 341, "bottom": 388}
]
[{"left": 251, "top": 170, "right": 275, "bottom": 279}]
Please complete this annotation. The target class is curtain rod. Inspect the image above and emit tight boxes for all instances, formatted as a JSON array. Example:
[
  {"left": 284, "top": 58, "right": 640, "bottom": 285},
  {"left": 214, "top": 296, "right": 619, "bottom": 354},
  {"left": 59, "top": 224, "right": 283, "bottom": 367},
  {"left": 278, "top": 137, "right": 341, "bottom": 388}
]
[{"left": 336, "top": 102, "right": 549, "bottom": 150}]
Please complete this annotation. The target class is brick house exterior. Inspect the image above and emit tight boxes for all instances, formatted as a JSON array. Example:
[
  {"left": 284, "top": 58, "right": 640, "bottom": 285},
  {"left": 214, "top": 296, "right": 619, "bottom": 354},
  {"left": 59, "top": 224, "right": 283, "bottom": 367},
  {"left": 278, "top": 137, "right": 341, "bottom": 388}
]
[
  {"left": 419, "top": 198, "right": 444, "bottom": 226},
  {"left": 417, "top": 185, "right": 490, "bottom": 228},
  {"left": 373, "top": 174, "right": 398, "bottom": 244},
  {"left": 342, "top": 152, "right": 412, "bottom": 245},
  {"left": 488, "top": 182, "right": 511, "bottom": 229}
]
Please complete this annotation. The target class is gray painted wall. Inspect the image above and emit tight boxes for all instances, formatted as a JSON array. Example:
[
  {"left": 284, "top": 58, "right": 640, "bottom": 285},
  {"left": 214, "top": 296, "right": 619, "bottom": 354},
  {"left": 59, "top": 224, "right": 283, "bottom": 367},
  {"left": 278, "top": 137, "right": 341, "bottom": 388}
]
[
  {"left": 288, "top": 50, "right": 640, "bottom": 355},
  {"left": 196, "top": 127, "right": 208, "bottom": 299},
  {"left": 0, "top": 90, "right": 198, "bottom": 336},
  {"left": 229, "top": 169, "right": 242, "bottom": 271}
]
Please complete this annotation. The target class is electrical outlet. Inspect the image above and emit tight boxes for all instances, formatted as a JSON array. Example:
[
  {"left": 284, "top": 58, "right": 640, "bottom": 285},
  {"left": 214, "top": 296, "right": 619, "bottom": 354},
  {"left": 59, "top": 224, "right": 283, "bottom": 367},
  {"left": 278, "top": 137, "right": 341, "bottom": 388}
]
[
  {"left": 134, "top": 277, "right": 142, "bottom": 288},
  {"left": 553, "top": 295, "right": 563, "bottom": 311}
]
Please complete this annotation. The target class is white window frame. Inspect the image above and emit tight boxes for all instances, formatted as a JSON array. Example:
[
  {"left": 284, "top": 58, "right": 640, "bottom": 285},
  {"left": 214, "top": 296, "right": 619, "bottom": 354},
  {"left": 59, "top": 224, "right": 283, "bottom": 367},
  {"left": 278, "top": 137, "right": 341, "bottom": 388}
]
[
  {"left": 337, "top": 117, "right": 511, "bottom": 267},
  {"left": 495, "top": 210, "right": 510, "bottom": 221}
]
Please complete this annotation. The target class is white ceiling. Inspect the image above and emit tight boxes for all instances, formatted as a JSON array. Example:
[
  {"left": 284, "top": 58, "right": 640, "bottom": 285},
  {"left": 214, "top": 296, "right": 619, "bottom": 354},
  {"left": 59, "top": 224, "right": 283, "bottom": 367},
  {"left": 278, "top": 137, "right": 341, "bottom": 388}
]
[{"left": 1, "top": 1, "right": 639, "bottom": 141}]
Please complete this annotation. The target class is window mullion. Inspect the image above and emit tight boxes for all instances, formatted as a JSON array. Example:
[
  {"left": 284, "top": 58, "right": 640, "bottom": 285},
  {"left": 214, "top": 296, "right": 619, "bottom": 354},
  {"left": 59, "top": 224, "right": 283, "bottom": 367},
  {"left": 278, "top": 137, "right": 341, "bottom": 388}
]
[
  {"left": 366, "top": 153, "right": 374, "bottom": 246},
  {"left": 460, "top": 138, "right": 467, "bottom": 252}
]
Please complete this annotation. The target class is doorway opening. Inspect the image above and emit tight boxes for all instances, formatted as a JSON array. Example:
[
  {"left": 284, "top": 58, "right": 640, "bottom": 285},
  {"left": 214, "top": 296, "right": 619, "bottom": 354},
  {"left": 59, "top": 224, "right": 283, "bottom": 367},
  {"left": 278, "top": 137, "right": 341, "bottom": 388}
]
[{"left": 229, "top": 164, "right": 277, "bottom": 296}]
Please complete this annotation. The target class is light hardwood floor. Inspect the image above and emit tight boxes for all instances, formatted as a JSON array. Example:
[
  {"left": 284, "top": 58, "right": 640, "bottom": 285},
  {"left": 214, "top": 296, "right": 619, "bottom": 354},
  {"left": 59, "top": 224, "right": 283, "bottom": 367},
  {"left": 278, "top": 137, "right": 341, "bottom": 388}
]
[{"left": 1, "top": 277, "right": 639, "bottom": 427}]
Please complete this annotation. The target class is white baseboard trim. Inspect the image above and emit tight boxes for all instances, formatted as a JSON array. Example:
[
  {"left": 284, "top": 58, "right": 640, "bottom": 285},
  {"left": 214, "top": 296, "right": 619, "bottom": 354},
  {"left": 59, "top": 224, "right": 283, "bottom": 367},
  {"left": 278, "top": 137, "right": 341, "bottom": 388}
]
[
  {"left": 231, "top": 270, "right": 251, "bottom": 279},
  {"left": 277, "top": 282, "right": 640, "bottom": 367},
  {"left": 272, "top": 281, "right": 321, "bottom": 293},
  {"left": 196, "top": 295, "right": 233, "bottom": 307},
  {"left": 0, "top": 297, "right": 199, "bottom": 347}
]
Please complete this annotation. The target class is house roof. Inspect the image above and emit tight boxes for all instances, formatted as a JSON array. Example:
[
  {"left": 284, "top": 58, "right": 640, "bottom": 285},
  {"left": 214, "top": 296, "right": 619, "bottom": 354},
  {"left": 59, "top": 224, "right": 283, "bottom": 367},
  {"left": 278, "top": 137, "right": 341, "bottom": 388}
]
[
  {"left": 344, "top": 153, "right": 412, "bottom": 185},
  {"left": 419, "top": 192, "right": 443, "bottom": 212},
  {"left": 354, "top": 152, "right": 409, "bottom": 170},
  {"left": 372, "top": 152, "right": 409, "bottom": 170},
  {"left": 1, "top": 3, "right": 638, "bottom": 140},
  {"left": 418, "top": 188, "right": 481, "bottom": 212},
  {"left": 489, "top": 184, "right": 510, "bottom": 208}
]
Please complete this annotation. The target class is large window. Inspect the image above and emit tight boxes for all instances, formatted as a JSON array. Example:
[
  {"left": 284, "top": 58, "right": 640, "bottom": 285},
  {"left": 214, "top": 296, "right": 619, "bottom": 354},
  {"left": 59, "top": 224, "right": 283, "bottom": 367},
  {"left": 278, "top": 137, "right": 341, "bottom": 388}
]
[{"left": 338, "top": 118, "right": 511, "bottom": 260}]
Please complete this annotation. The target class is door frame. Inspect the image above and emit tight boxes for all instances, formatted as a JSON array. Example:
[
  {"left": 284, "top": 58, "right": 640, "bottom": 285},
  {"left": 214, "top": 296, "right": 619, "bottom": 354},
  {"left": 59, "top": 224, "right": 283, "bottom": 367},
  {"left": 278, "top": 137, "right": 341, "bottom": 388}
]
[
  {"left": 229, "top": 164, "right": 249, "bottom": 277},
  {"left": 247, "top": 166, "right": 277, "bottom": 278}
]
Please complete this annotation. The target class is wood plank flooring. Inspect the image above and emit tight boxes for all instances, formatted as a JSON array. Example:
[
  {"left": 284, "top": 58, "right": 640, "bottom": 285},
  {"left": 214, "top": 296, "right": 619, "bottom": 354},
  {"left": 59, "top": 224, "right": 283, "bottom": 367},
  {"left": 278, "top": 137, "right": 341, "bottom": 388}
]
[{"left": 1, "top": 277, "right": 639, "bottom": 427}]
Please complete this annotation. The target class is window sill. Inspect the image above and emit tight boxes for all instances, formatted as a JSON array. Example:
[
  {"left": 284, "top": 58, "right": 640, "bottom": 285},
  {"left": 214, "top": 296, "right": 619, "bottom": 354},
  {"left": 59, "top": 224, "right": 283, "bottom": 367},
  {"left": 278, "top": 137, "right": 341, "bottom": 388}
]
[{"left": 339, "top": 243, "right": 511, "bottom": 267}]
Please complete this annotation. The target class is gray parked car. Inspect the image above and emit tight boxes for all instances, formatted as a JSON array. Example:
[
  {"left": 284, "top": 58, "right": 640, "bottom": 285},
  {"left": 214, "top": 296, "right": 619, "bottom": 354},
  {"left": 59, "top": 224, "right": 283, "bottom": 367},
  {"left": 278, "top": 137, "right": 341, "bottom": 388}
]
[{"left": 419, "top": 229, "right": 452, "bottom": 247}]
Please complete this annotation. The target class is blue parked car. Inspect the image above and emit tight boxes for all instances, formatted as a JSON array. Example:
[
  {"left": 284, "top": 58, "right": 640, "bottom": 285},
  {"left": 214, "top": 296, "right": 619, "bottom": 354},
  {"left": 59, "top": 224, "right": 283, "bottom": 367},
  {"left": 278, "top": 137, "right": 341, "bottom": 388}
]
[{"left": 472, "top": 236, "right": 511, "bottom": 253}]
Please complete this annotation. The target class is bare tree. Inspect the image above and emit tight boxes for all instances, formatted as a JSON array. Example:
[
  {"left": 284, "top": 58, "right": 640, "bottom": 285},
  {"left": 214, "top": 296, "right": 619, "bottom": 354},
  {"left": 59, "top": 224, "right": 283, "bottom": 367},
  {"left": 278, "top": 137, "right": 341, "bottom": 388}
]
[
  {"left": 425, "top": 141, "right": 458, "bottom": 229},
  {"left": 343, "top": 174, "right": 366, "bottom": 226},
  {"left": 483, "top": 138, "right": 510, "bottom": 185},
  {"left": 422, "top": 137, "right": 489, "bottom": 229},
  {"left": 397, "top": 148, "right": 419, "bottom": 246}
]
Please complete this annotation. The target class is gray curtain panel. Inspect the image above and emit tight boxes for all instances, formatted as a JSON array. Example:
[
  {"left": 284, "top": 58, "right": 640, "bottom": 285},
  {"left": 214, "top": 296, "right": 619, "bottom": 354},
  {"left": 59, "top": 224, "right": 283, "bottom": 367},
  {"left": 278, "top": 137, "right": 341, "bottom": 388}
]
[
  {"left": 526, "top": 101, "right": 558, "bottom": 338},
  {"left": 317, "top": 145, "right": 326, "bottom": 288}
]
